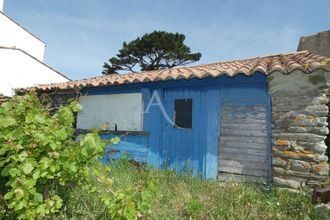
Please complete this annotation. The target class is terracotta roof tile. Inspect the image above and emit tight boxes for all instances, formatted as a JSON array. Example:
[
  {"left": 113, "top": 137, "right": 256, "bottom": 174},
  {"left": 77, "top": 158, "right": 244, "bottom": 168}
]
[{"left": 33, "top": 51, "right": 330, "bottom": 91}]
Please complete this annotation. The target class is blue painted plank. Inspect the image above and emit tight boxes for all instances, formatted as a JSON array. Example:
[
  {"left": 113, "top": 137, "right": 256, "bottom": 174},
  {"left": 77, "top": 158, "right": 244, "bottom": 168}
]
[
  {"left": 205, "top": 88, "right": 221, "bottom": 179},
  {"left": 142, "top": 88, "right": 163, "bottom": 167},
  {"left": 81, "top": 73, "right": 267, "bottom": 95},
  {"left": 99, "top": 133, "right": 148, "bottom": 164},
  {"left": 109, "top": 145, "right": 147, "bottom": 153},
  {"left": 106, "top": 152, "right": 147, "bottom": 163}
]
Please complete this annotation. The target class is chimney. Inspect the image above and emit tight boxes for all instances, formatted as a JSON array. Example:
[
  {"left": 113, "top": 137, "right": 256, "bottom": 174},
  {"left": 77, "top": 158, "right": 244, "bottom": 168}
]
[
  {"left": 0, "top": 0, "right": 3, "bottom": 12},
  {"left": 297, "top": 30, "right": 330, "bottom": 58}
]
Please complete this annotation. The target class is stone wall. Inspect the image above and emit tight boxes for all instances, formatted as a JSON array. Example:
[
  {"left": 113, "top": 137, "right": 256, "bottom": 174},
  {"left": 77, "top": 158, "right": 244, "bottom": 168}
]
[
  {"left": 37, "top": 89, "right": 80, "bottom": 111},
  {"left": 37, "top": 89, "right": 80, "bottom": 127},
  {"left": 297, "top": 30, "right": 330, "bottom": 58},
  {"left": 269, "top": 70, "right": 330, "bottom": 190}
]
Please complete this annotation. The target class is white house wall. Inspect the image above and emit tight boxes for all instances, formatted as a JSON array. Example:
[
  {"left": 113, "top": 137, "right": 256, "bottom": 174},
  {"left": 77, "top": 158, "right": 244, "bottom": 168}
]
[
  {"left": 0, "top": 0, "right": 3, "bottom": 12},
  {"left": 0, "top": 48, "right": 68, "bottom": 96},
  {"left": 0, "top": 12, "right": 45, "bottom": 61},
  {"left": 77, "top": 93, "right": 143, "bottom": 131}
]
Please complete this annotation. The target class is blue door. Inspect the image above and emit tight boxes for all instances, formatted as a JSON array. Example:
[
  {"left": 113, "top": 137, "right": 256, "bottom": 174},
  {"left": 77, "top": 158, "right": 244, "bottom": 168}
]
[{"left": 161, "top": 88, "right": 205, "bottom": 176}]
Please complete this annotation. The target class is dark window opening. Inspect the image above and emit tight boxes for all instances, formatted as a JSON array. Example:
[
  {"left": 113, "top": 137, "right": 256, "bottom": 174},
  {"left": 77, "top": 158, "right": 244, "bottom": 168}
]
[{"left": 174, "top": 99, "right": 192, "bottom": 128}]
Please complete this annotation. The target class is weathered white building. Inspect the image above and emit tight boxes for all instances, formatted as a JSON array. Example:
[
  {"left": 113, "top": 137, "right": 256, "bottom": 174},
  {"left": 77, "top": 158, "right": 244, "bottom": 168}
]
[{"left": 0, "top": 0, "right": 69, "bottom": 97}]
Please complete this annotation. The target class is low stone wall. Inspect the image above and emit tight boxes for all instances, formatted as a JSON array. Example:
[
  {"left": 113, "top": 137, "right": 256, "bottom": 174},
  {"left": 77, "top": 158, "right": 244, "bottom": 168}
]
[
  {"left": 36, "top": 89, "right": 80, "bottom": 127},
  {"left": 269, "top": 70, "right": 330, "bottom": 189}
]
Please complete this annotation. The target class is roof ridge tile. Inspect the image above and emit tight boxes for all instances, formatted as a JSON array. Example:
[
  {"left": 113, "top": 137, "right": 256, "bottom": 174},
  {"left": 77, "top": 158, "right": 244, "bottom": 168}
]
[{"left": 30, "top": 51, "right": 330, "bottom": 91}]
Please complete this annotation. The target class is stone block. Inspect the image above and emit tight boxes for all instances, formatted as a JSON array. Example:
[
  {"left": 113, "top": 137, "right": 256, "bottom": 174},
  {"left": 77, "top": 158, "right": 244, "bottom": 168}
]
[
  {"left": 288, "top": 126, "right": 308, "bottom": 133},
  {"left": 311, "top": 142, "right": 327, "bottom": 154},
  {"left": 273, "top": 150, "right": 316, "bottom": 161},
  {"left": 313, "top": 155, "right": 329, "bottom": 163},
  {"left": 312, "top": 94, "right": 329, "bottom": 105},
  {"left": 273, "top": 167, "right": 326, "bottom": 181},
  {"left": 272, "top": 157, "right": 288, "bottom": 167},
  {"left": 275, "top": 115, "right": 328, "bottom": 127},
  {"left": 272, "top": 146, "right": 289, "bottom": 152},
  {"left": 290, "top": 160, "right": 311, "bottom": 172},
  {"left": 311, "top": 163, "right": 329, "bottom": 176},
  {"left": 309, "top": 126, "right": 329, "bottom": 135},
  {"left": 273, "top": 133, "right": 326, "bottom": 142},
  {"left": 290, "top": 145, "right": 305, "bottom": 151},
  {"left": 273, "top": 177, "right": 301, "bottom": 189},
  {"left": 307, "top": 180, "right": 322, "bottom": 188},
  {"left": 317, "top": 95, "right": 329, "bottom": 104},
  {"left": 273, "top": 167, "right": 287, "bottom": 177},
  {"left": 274, "top": 139, "right": 290, "bottom": 146}
]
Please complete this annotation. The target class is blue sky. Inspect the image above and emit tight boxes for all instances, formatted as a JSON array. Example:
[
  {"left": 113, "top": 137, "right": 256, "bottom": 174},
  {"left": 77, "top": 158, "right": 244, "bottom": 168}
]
[{"left": 4, "top": 0, "right": 330, "bottom": 80}]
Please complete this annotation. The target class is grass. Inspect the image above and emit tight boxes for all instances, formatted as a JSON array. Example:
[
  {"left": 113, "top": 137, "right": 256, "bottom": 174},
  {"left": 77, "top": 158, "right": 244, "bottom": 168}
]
[{"left": 59, "top": 158, "right": 322, "bottom": 219}]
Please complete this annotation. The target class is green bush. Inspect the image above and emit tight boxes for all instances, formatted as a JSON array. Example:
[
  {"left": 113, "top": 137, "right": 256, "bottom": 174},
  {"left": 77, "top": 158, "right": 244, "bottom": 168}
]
[
  {"left": 0, "top": 93, "right": 153, "bottom": 220},
  {"left": 0, "top": 93, "right": 108, "bottom": 219}
]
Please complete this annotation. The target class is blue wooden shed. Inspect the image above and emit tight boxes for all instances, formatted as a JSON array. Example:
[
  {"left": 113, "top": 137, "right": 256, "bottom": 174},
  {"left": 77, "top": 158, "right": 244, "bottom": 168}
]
[
  {"left": 82, "top": 73, "right": 270, "bottom": 183},
  {"left": 35, "top": 51, "right": 330, "bottom": 186}
]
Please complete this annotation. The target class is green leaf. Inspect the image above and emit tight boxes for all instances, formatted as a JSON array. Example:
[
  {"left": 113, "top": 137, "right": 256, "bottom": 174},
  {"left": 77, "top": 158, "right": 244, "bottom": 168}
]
[
  {"left": 14, "top": 199, "right": 27, "bottom": 211},
  {"left": 39, "top": 157, "right": 51, "bottom": 170},
  {"left": 1, "top": 165, "right": 10, "bottom": 176},
  {"left": 22, "top": 162, "right": 34, "bottom": 174},
  {"left": 0, "top": 117, "right": 16, "bottom": 128},
  {"left": 14, "top": 188, "right": 25, "bottom": 199},
  {"left": 32, "top": 170, "right": 40, "bottom": 179},
  {"left": 8, "top": 168, "right": 19, "bottom": 177},
  {"left": 111, "top": 137, "right": 120, "bottom": 145},
  {"left": 70, "top": 164, "right": 77, "bottom": 172},
  {"left": 50, "top": 165, "right": 57, "bottom": 172},
  {"left": 18, "top": 151, "right": 28, "bottom": 162},
  {"left": 0, "top": 145, "right": 8, "bottom": 156},
  {"left": 34, "top": 193, "right": 43, "bottom": 203},
  {"left": 36, "top": 204, "right": 46, "bottom": 216},
  {"left": 70, "top": 102, "right": 82, "bottom": 112},
  {"left": 34, "top": 114, "right": 46, "bottom": 124},
  {"left": 40, "top": 171, "right": 48, "bottom": 177},
  {"left": 4, "top": 191, "right": 14, "bottom": 200},
  {"left": 25, "top": 179, "right": 36, "bottom": 189}
]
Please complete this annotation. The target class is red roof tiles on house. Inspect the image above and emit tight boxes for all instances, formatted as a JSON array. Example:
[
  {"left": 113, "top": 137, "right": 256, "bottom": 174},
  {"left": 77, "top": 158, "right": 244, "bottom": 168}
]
[{"left": 34, "top": 51, "right": 330, "bottom": 91}]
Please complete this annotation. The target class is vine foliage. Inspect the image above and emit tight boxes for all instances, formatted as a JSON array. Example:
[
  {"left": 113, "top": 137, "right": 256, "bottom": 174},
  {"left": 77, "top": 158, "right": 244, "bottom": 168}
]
[{"left": 0, "top": 93, "right": 107, "bottom": 219}]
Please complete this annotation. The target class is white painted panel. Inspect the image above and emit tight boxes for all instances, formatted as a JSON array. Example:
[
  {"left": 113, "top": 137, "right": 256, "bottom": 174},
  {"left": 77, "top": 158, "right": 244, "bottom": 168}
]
[{"left": 77, "top": 93, "right": 143, "bottom": 131}]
